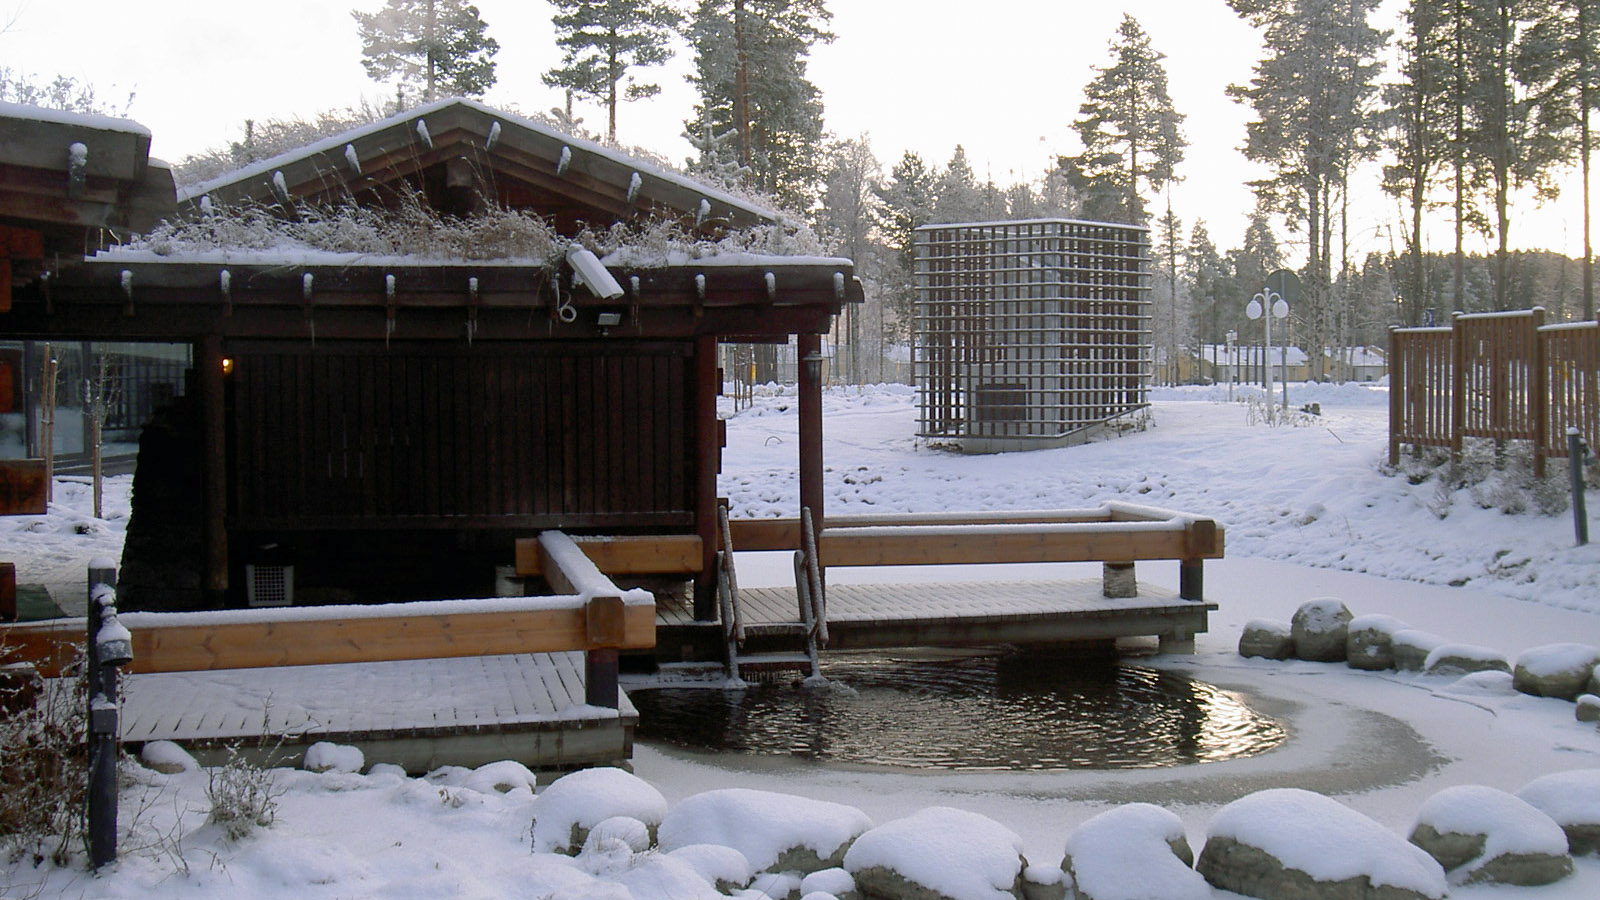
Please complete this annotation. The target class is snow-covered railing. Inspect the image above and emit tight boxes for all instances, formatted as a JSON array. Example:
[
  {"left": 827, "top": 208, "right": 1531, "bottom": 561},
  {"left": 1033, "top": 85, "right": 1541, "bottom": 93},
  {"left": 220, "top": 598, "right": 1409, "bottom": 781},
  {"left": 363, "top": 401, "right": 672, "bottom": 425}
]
[{"left": 728, "top": 502, "right": 1224, "bottom": 603}]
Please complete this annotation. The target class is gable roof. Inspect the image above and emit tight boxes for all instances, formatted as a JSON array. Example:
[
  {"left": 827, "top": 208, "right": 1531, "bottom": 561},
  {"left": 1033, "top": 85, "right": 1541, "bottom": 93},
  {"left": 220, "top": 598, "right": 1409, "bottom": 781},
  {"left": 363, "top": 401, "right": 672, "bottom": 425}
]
[
  {"left": 0, "top": 101, "right": 175, "bottom": 255},
  {"left": 178, "top": 98, "right": 778, "bottom": 234}
]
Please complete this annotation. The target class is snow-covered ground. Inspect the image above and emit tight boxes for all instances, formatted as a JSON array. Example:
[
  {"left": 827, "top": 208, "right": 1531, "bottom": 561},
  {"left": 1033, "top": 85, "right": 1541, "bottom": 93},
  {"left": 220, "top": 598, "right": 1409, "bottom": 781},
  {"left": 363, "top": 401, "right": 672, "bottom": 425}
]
[{"left": 4, "top": 382, "right": 1599, "bottom": 898}]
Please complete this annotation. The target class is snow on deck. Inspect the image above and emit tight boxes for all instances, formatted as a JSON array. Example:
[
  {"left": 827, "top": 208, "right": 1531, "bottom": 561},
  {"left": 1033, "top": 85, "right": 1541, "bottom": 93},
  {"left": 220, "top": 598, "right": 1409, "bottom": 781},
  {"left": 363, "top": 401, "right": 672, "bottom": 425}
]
[{"left": 119, "top": 651, "right": 634, "bottom": 745}]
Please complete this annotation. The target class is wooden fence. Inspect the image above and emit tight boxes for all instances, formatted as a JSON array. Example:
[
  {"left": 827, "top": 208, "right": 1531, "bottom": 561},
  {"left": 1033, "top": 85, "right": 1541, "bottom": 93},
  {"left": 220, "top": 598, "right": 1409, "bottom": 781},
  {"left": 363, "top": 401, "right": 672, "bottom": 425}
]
[{"left": 1390, "top": 309, "right": 1599, "bottom": 476}]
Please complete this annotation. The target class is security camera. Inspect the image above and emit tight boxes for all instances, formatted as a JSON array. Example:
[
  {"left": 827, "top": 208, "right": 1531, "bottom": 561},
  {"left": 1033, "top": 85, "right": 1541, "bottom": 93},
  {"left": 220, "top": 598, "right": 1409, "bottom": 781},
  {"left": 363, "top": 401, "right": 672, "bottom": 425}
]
[{"left": 567, "top": 246, "right": 626, "bottom": 300}]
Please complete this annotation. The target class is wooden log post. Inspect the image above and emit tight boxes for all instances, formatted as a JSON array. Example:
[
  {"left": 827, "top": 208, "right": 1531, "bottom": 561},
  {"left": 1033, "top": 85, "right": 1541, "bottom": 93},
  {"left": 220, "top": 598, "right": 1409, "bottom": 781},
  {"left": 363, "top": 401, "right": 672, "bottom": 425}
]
[
  {"left": 196, "top": 336, "right": 229, "bottom": 604},
  {"left": 798, "top": 333, "right": 825, "bottom": 528},
  {"left": 585, "top": 595, "right": 624, "bottom": 709},
  {"left": 1102, "top": 562, "right": 1137, "bottom": 598},
  {"left": 0, "top": 561, "right": 14, "bottom": 622},
  {"left": 85, "top": 562, "right": 125, "bottom": 870},
  {"left": 693, "top": 335, "right": 720, "bottom": 622},
  {"left": 1180, "top": 518, "right": 1217, "bottom": 602}
]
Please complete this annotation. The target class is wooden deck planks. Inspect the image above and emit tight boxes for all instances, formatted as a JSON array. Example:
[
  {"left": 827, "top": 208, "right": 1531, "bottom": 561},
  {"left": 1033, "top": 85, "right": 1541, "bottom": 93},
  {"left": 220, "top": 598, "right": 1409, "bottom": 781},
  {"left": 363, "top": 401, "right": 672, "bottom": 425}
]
[
  {"left": 118, "top": 651, "right": 631, "bottom": 746},
  {"left": 660, "top": 578, "right": 1213, "bottom": 652}
]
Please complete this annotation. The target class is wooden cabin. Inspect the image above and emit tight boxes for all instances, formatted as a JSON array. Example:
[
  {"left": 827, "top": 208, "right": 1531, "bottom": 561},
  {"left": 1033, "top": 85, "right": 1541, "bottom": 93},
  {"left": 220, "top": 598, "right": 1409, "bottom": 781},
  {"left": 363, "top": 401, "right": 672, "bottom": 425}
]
[{"left": 1, "top": 98, "right": 861, "bottom": 616}]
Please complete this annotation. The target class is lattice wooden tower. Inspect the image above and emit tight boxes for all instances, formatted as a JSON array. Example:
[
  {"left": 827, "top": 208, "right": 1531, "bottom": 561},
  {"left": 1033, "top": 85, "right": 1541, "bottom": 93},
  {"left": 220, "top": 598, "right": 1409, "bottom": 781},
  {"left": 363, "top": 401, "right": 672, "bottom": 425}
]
[{"left": 913, "top": 219, "right": 1152, "bottom": 452}]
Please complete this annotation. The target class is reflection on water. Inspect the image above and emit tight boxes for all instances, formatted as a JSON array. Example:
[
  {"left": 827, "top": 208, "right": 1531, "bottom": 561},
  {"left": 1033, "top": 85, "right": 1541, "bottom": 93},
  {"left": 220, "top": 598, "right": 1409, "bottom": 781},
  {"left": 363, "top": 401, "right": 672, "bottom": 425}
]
[{"left": 631, "top": 651, "right": 1286, "bottom": 771}]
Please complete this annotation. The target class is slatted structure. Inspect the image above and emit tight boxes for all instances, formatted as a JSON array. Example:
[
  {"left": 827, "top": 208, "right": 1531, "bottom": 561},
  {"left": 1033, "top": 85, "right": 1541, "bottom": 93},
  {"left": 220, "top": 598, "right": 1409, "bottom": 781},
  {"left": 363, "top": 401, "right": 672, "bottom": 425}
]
[
  {"left": 1390, "top": 309, "right": 1598, "bottom": 476},
  {"left": 913, "top": 219, "right": 1151, "bottom": 453}
]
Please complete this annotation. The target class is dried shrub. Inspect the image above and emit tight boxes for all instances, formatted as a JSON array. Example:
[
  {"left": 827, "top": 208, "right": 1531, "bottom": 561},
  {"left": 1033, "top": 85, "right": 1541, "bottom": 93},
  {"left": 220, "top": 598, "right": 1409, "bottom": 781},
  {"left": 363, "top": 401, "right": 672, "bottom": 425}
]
[{"left": 0, "top": 651, "right": 88, "bottom": 867}]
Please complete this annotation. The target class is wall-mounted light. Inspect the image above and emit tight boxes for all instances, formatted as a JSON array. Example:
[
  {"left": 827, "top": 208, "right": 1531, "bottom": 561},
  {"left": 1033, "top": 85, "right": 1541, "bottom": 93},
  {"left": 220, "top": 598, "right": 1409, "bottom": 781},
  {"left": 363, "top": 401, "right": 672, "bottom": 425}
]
[
  {"left": 222, "top": 357, "right": 235, "bottom": 375},
  {"left": 595, "top": 312, "right": 622, "bottom": 328}
]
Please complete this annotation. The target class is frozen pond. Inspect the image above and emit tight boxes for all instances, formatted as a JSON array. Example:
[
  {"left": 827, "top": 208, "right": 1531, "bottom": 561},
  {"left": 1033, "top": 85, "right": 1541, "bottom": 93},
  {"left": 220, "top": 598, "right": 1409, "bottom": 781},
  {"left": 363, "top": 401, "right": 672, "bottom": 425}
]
[{"left": 632, "top": 649, "right": 1287, "bottom": 770}]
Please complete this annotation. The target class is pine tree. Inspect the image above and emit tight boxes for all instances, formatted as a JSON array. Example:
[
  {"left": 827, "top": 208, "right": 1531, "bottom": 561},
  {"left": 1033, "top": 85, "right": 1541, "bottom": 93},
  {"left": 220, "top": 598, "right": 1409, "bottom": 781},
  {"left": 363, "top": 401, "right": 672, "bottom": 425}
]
[
  {"left": 544, "top": 0, "right": 682, "bottom": 143},
  {"left": 684, "top": 0, "right": 833, "bottom": 212},
  {"left": 873, "top": 151, "right": 937, "bottom": 340},
  {"left": 1523, "top": 0, "right": 1600, "bottom": 318},
  {"left": 1227, "top": 0, "right": 1385, "bottom": 373},
  {"left": 1381, "top": 0, "right": 1452, "bottom": 325},
  {"left": 352, "top": 0, "right": 499, "bottom": 101},
  {"left": 1186, "top": 220, "right": 1228, "bottom": 360},
  {"left": 931, "top": 146, "right": 986, "bottom": 224},
  {"left": 819, "top": 136, "right": 883, "bottom": 383},
  {"left": 1071, "top": 15, "right": 1187, "bottom": 223}
]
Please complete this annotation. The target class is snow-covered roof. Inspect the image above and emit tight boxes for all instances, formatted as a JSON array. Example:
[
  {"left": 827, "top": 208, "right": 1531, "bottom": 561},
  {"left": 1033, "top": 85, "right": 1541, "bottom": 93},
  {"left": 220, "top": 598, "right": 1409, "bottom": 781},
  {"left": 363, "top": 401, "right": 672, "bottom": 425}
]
[
  {"left": 0, "top": 100, "right": 152, "bottom": 137},
  {"left": 178, "top": 97, "right": 779, "bottom": 230}
]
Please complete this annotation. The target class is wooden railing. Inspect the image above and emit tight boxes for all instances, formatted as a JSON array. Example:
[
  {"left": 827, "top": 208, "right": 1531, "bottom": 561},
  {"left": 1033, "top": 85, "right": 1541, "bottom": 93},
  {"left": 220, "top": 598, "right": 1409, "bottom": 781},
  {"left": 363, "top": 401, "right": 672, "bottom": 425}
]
[{"left": 1390, "top": 310, "right": 1600, "bottom": 476}]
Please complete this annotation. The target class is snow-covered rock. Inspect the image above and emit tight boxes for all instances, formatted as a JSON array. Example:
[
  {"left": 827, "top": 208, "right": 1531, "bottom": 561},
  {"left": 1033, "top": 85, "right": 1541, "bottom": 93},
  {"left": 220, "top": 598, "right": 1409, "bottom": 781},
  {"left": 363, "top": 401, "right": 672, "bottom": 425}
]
[
  {"left": 1423, "top": 643, "right": 1509, "bottom": 677},
  {"left": 844, "top": 806, "right": 1026, "bottom": 900},
  {"left": 1239, "top": 620, "right": 1293, "bottom": 660},
  {"left": 801, "top": 867, "right": 859, "bottom": 900},
  {"left": 139, "top": 739, "right": 198, "bottom": 774},
  {"left": 1578, "top": 694, "right": 1600, "bottom": 723},
  {"left": 1196, "top": 788, "right": 1446, "bottom": 900},
  {"left": 1346, "top": 614, "right": 1408, "bottom": 671},
  {"left": 1291, "top": 598, "right": 1352, "bottom": 662},
  {"left": 1516, "top": 769, "right": 1600, "bottom": 855},
  {"left": 302, "top": 741, "right": 364, "bottom": 774},
  {"left": 1020, "top": 864, "right": 1068, "bottom": 900},
  {"left": 532, "top": 767, "right": 668, "bottom": 854},
  {"left": 583, "top": 816, "right": 652, "bottom": 855},
  {"left": 1512, "top": 643, "right": 1600, "bottom": 700},
  {"left": 464, "top": 759, "right": 538, "bottom": 794},
  {"left": 1061, "top": 803, "right": 1207, "bottom": 900},
  {"left": 1408, "top": 785, "right": 1572, "bottom": 886},
  {"left": 660, "top": 788, "right": 871, "bottom": 875},
  {"left": 666, "top": 843, "right": 752, "bottom": 894},
  {"left": 1391, "top": 629, "right": 1447, "bottom": 673},
  {"left": 611, "top": 852, "right": 723, "bottom": 900}
]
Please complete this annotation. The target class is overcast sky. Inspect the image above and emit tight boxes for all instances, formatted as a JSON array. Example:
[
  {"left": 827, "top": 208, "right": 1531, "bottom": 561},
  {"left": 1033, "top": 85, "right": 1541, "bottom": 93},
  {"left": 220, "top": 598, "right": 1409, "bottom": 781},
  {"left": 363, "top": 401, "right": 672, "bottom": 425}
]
[{"left": 3, "top": 0, "right": 1589, "bottom": 266}]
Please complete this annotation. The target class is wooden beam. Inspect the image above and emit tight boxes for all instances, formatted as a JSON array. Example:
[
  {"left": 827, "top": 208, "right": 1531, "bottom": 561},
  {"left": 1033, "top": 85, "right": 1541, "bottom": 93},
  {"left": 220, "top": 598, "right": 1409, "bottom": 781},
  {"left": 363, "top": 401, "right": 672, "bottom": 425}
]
[
  {"left": 196, "top": 336, "right": 228, "bottom": 599},
  {"left": 723, "top": 507, "right": 1225, "bottom": 553},
  {"left": 514, "top": 534, "right": 703, "bottom": 577},
  {"left": 0, "top": 601, "right": 657, "bottom": 677},
  {"left": 814, "top": 525, "right": 1205, "bottom": 568},
  {"left": 693, "top": 335, "right": 719, "bottom": 620},
  {"left": 0, "top": 459, "right": 47, "bottom": 516}
]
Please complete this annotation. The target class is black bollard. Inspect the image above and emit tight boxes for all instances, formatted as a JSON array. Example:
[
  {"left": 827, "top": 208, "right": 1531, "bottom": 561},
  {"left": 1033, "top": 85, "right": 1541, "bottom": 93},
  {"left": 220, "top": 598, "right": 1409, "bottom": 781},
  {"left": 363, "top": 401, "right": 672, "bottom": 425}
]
[{"left": 1571, "top": 429, "right": 1590, "bottom": 547}]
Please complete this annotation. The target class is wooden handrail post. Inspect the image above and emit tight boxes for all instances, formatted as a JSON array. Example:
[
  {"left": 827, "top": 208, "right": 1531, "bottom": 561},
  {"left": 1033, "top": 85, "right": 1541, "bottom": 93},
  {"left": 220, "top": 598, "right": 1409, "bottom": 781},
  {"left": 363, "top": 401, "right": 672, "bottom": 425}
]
[
  {"left": 584, "top": 594, "right": 624, "bottom": 709},
  {"left": 1532, "top": 307, "right": 1548, "bottom": 478},
  {"left": 86, "top": 562, "right": 125, "bottom": 870}
]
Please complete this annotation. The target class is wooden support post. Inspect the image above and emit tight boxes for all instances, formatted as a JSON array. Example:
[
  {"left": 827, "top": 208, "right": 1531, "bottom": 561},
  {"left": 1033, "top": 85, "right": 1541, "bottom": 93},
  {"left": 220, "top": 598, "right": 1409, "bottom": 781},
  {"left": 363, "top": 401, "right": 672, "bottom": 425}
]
[
  {"left": 0, "top": 561, "right": 14, "bottom": 622},
  {"left": 1532, "top": 307, "right": 1548, "bottom": 479},
  {"left": 585, "top": 594, "right": 624, "bottom": 708},
  {"left": 1179, "top": 559, "right": 1204, "bottom": 602},
  {"left": 1387, "top": 326, "right": 1401, "bottom": 466},
  {"left": 1102, "top": 561, "right": 1137, "bottom": 598},
  {"left": 798, "top": 332, "right": 824, "bottom": 528},
  {"left": 693, "top": 335, "right": 720, "bottom": 622},
  {"left": 86, "top": 563, "right": 120, "bottom": 870},
  {"left": 196, "top": 336, "right": 229, "bottom": 603}
]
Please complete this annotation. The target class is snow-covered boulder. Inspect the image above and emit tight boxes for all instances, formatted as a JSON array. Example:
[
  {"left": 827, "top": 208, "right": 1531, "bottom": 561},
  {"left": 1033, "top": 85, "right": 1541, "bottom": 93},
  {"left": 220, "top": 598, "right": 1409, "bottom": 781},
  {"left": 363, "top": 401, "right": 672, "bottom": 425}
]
[
  {"left": 1061, "top": 804, "right": 1207, "bottom": 900},
  {"left": 1578, "top": 694, "right": 1600, "bottom": 723},
  {"left": 464, "top": 759, "right": 538, "bottom": 794},
  {"left": 610, "top": 852, "right": 723, "bottom": 900},
  {"left": 302, "top": 741, "right": 364, "bottom": 774},
  {"left": 665, "top": 843, "right": 752, "bottom": 894},
  {"left": 1423, "top": 643, "right": 1509, "bottom": 677},
  {"left": 1346, "top": 614, "right": 1408, "bottom": 671},
  {"left": 1589, "top": 663, "right": 1600, "bottom": 696},
  {"left": 1516, "top": 769, "right": 1600, "bottom": 855},
  {"left": 139, "top": 739, "right": 198, "bottom": 774},
  {"left": 659, "top": 788, "right": 871, "bottom": 875},
  {"left": 1196, "top": 788, "right": 1446, "bottom": 900},
  {"left": 583, "top": 816, "right": 652, "bottom": 855},
  {"left": 1512, "top": 643, "right": 1600, "bottom": 701},
  {"left": 844, "top": 806, "right": 1027, "bottom": 900},
  {"left": 1391, "top": 630, "right": 1447, "bottom": 673},
  {"left": 1408, "top": 785, "right": 1572, "bottom": 886},
  {"left": 531, "top": 767, "right": 668, "bottom": 854},
  {"left": 1239, "top": 620, "right": 1293, "bottom": 660},
  {"left": 1291, "top": 598, "right": 1352, "bottom": 662},
  {"left": 1020, "top": 864, "right": 1068, "bottom": 900},
  {"left": 801, "top": 867, "right": 860, "bottom": 900}
]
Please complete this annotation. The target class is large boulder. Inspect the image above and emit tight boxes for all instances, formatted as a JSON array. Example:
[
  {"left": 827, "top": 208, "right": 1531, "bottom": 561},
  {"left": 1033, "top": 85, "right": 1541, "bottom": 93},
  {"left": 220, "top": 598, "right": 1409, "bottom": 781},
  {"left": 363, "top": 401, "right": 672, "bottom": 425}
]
[
  {"left": 1512, "top": 644, "right": 1600, "bottom": 701},
  {"left": 1346, "top": 615, "right": 1408, "bottom": 671},
  {"left": 1240, "top": 620, "right": 1294, "bottom": 660},
  {"left": 660, "top": 788, "right": 871, "bottom": 875},
  {"left": 1062, "top": 803, "right": 1208, "bottom": 900},
  {"left": 1578, "top": 695, "right": 1600, "bottom": 724},
  {"left": 1408, "top": 785, "right": 1571, "bottom": 886},
  {"left": 531, "top": 767, "right": 668, "bottom": 855},
  {"left": 1291, "top": 599, "right": 1353, "bottom": 662},
  {"left": 1197, "top": 788, "right": 1446, "bottom": 900},
  {"left": 1391, "top": 630, "right": 1447, "bottom": 673},
  {"left": 1516, "top": 769, "right": 1600, "bottom": 856},
  {"left": 1423, "top": 643, "right": 1510, "bottom": 677},
  {"left": 844, "top": 806, "right": 1027, "bottom": 900}
]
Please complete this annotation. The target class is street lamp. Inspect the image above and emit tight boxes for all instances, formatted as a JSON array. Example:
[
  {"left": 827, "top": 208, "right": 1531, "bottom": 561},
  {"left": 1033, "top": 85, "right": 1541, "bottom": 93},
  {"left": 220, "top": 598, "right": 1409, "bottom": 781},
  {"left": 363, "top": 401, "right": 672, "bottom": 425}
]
[
  {"left": 1245, "top": 288, "right": 1290, "bottom": 410},
  {"left": 1225, "top": 330, "right": 1237, "bottom": 401}
]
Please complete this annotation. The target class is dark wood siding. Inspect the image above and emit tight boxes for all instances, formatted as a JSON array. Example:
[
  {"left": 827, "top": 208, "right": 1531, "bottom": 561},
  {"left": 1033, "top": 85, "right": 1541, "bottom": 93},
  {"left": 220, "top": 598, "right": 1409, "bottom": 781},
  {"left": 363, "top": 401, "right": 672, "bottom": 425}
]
[{"left": 229, "top": 341, "right": 695, "bottom": 530}]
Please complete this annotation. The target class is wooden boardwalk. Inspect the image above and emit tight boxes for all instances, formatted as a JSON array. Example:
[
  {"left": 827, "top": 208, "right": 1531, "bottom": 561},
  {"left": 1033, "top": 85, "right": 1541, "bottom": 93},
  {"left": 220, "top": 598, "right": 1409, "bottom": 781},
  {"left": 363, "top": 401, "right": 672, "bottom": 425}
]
[
  {"left": 119, "top": 651, "right": 637, "bottom": 773},
  {"left": 657, "top": 578, "right": 1215, "bottom": 653}
]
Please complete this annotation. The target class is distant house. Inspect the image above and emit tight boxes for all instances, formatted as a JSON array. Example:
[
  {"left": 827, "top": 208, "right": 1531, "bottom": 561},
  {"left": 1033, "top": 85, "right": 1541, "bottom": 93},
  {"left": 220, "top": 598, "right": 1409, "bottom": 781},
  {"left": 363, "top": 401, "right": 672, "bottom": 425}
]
[
  {"left": 1200, "top": 344, "right": 1312, "bottom": 386},
  {"left": 1, "top": 98, "right": 860, "bottom": 615},
  {"left": 1324, "top": 345, "right": 1387, "bottom": 382}
]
